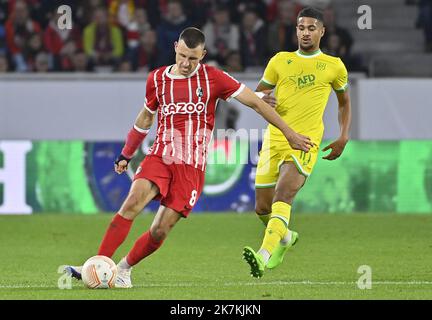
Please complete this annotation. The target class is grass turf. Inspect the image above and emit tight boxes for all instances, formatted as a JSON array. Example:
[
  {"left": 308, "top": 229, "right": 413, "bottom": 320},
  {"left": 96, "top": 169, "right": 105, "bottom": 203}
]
[{"left": 0, "top": 213, "right": 431, "bottom": 300}]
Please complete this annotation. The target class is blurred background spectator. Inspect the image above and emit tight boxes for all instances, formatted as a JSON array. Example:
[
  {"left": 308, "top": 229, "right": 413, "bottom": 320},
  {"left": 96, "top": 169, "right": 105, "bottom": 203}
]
[
  {"left": 109, "top": 0, "right": 135, "bottom": 29},
  {"left": 182, "top": 0, "right": 212, "bottom": 29},
  {"left": 34, "top": 51, "right": 50, "bottom": 72},
  {"left": 130, "top": 29, "right": 158, "bottom": 71},
  {"left": 43, "top": 8, "right": 81, "bottom": 71},
  {"left": 126, "top": 7, "right": 151, "bottom": 49},
  {"left": 5, "top": 0, "right": 41, "bottom": 72},
  {"left": 228, "top": 0, "right": 268, "bottom": 23},
  {"left": 267, "top": 0, "right": 298, "bottom": 56},
  {"left": 156, "top": 0, "right": 192, "bottom": 67},
  {"left": 83, "top": 7, "right": 124, "bottom": 72},
  {"left": 71, "top": 49, "right": 92, "bottom": 72},
  {"left": 223, "top": 50, "right": 243, "bottom": 73},
  {"left": 321, "top": 6, "right": 352, "bottom": 57},
  {"left": 239, "top": 9, "right": 267, "bottom": 70},
  {"left": 203, "top": 4, "right": 239, "bottom": 66},
  {"left": 25, "top": 32, "right": 44, "bottom": 71},
  {"left": 75, "top": 0, "right": 105, "bottom": 29}
]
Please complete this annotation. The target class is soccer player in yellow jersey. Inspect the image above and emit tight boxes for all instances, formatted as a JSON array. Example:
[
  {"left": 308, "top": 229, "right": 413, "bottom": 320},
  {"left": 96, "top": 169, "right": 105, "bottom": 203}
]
[{"left": 243, "top": 7, "right": 352, "bottom": 278}]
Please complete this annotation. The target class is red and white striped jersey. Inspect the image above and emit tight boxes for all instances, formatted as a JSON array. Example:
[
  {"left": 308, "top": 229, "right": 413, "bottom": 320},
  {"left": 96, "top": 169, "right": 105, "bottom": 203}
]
[{"left": 143, "top": 63, "right": 245, "bottom": 171}]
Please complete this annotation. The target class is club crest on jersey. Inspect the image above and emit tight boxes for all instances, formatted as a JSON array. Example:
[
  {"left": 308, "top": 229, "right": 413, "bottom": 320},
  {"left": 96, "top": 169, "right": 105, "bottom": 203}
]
[
  {"left": 316, "top": 62, "right": 326, "bottom": 71},
  {"left": 196, "top": 87, "right": 204, "bottom": 98},
  {"left": 162, "top": 102, "right": 206, "bottom": 115}
]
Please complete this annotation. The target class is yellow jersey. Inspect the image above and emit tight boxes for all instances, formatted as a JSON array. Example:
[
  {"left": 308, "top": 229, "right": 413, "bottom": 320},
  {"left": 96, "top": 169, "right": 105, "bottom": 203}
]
[{"left": 261, "top": 49, "right": 348, "bottom": 144}]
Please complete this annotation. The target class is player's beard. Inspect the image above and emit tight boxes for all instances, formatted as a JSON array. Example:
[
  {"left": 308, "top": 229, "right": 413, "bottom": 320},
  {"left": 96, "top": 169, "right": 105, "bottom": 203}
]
[{"left": 299, "top": 42, "right": 314, "bottom": 51}]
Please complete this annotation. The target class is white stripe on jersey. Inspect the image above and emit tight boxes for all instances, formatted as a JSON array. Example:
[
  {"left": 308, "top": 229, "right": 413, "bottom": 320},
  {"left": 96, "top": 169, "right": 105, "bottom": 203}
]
[
  {"left": 202, "top": 65, "right": 211, "bottom": 170},
  {"left": 162, "top": 71, "right": 168, "bottom": 156},
  {"left": 170, "top": 77, "right": 175, "bottom": 158},
  {"left": 194, "top": 69, "right": 201, "bottom": 168},
  {"left": 187, "top": 77, "right": 193, "bottom": 165},
  {"left": 223, "top": 71, "right": 239, "bottom": 83},
  {"left": 153, "top": 70, "right": 161, "bottom": 155},
  {"left": 154, "top": 70, "right": 160, "bottom": 103}
]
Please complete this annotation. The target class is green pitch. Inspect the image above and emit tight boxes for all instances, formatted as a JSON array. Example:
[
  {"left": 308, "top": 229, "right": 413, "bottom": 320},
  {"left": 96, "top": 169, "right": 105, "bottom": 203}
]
[{"left": 0, "top": 213, "right": 431, "bottom": 300}]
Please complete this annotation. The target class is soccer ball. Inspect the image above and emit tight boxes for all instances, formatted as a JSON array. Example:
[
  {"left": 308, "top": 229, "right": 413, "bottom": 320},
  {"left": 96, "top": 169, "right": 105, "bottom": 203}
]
[{"left": 81, "top": 255, "right": 118, "bottom": 289}]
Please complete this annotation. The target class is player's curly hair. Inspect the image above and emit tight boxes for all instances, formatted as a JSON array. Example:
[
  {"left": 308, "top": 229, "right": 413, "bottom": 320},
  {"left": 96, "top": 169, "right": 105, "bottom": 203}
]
[
  {"left": 297, "top": 7, "right": 324, "bottom": 24},
  {"left": 179, "top": 27, "right": 206, "bottom": 48}
]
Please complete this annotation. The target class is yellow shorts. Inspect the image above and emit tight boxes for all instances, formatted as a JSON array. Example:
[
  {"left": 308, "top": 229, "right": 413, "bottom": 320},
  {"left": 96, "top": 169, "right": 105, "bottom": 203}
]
[{"left": 255, "top": 137, "right": 320, "bottom": 188}]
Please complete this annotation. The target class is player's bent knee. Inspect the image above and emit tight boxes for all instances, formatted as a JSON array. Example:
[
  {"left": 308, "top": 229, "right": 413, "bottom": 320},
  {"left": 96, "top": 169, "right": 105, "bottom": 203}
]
[
  {"left": 119, "top": 193, "right": 144, "bottom": 219},
  {"left": 127, "top": 192, "right": 144, "bottom": 206},
  {"left": 149, "top": 225, "right": 169, "bottom": 242}
]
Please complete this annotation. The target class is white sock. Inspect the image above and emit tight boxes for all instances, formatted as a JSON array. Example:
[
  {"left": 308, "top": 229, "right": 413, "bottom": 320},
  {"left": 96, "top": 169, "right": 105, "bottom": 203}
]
[
  {"left": 117, "top": 257, "right": 131, "bottom": 270},
  {"left": 257, "top": 248, "right": 271, "bottom": 264},
  {"left": 280, "top": 230, "right": 292, "bottom": 245}
]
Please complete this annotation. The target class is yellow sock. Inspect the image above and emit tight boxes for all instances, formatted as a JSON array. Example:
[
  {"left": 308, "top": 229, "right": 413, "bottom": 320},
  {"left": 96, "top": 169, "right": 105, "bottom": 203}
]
[
  {"left": 270, "top": 201, "right": 291, "bottom": 227},
  {"left": 261, "top": 218, "right": 286, "bottom": 253},
  {"left": 260, "top": 201, "right": 291, "bottom": 254},
  {"left": 256, "top": 213, "right": 270, "bottom": 226}
]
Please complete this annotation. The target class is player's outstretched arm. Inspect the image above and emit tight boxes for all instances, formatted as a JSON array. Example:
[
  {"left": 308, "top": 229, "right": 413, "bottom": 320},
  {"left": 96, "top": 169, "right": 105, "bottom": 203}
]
[
  {"left": 255, "top": 81, "right": 277, "bottom": 108},
  {"left": 322, "top": 91, "right": 351, "bottom": 160},
  {"left": 114, "top": 108, "right": 155, "bottom": 174},
  {"left": 235, "top": 86, "right": 314, "bottom": 152}
]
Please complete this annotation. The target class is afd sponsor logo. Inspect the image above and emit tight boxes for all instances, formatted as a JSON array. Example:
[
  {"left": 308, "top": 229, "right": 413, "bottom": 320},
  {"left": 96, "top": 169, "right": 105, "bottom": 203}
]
[
  {"left": 162, "top": 102, "right": 206, "bottom": 116},
  {"left": 297, "top": 74, "right": 316, "bottom": 89},
  {"left": 288, "top": 71, "right": 316, "bottom": 91}
]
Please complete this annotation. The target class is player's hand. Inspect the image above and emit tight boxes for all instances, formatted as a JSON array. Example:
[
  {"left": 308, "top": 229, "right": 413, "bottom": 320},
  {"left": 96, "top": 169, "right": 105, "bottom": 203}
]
[
  {"left": 114, "top": 154, "right": 131, "bottom": 174},
  {"left": 287, "top": 132, "right": 315, "bottom": 152},
  {"left": 261, "top": 90, "right": 277, "bottom": 108},
  {"left": 322, "top": 137, "right": 348, "bottom": 160}
]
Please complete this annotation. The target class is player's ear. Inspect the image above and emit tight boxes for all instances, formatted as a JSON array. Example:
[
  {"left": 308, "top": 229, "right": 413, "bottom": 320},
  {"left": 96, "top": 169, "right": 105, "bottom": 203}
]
[
  {"left": 174, "top": 41, "right": 178, "bottom": 52},
  {"left": 321, "top": 27, "right": 325, "bottom": 37},
  {"left": 201, "top": 49, "right": 207, "bottom": 60}
]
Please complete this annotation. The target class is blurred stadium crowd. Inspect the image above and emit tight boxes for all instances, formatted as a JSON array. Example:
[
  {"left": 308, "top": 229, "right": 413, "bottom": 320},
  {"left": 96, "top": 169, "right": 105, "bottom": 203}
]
[{"left": 0, "top": 0, "right": 430, "bottom": 74}]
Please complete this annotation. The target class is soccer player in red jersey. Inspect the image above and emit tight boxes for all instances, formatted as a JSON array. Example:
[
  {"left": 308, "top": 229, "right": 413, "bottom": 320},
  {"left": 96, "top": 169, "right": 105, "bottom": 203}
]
[{"left": 65, "top": 27, "right": 313, "bottom": 288}]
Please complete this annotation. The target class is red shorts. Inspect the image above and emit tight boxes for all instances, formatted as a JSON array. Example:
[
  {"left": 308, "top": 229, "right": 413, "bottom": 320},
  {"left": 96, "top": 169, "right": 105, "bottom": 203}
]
[{"left": 133, "top": 155, "right": 205, "bottom": 217}]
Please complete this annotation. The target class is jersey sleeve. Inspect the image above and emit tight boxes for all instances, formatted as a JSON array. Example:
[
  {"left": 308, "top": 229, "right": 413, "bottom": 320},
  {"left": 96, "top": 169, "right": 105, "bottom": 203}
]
[
  {"left": 214, "top": 69, "right": 245, "bottom": 102},
  {"left": 143, "top": 71, "right": 159, "bottom": 114},
  {"left": 332, "top": 59, "right": 349, "bottom": 93},
  {"left": 261, "top": 55, "right": 278, "bottom": 87}
]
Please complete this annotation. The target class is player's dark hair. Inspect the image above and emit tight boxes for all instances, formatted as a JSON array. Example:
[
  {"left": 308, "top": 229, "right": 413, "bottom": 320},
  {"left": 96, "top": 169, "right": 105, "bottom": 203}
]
[
  {"left": 297, "top": 7, "right": 324, "bottom": 24},
  {"left": 179, "top": 27, "right": 205, "bottom": 48}
]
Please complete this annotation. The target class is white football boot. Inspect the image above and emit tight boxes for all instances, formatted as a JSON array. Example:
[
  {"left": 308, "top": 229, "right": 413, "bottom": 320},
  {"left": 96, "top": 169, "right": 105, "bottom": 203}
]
[{"left": 115, "top": 265, "right": 133, "bottom": 288}]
